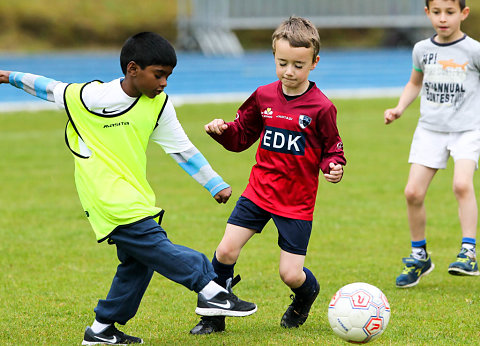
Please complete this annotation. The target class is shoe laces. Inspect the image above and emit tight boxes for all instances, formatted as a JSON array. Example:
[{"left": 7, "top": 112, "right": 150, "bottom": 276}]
[
  {"left": 401, "top": 256, "right": 425, "bottom": 274},
  {"left": 401, "top": 265, "right": 415, "bottom": 275},
  {"left": 225, "top": 274, "right": 241, "bottom": 293},
  {"left": 288, "top": 294, "right": 309, "bottom": 317},
  {"left": 103, "top": 324, "right": 125, "bottom": 338},
  {"left": 459, "top": 248, "right": 476, "bottom": 261}
]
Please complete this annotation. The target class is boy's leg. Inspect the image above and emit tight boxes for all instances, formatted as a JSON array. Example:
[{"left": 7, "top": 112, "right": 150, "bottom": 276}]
[
  {"left": 448, "top": 159, "right": 479, "bottom": 276},
  {"left": 271, "top": 215, "right": 317, "bottom": 328},
  {"left": 278, "top": 251, "right": 319, "bottom": 328},
  {"left": 396, "top": 163, "right": 437, "bottom": 288},
  {"left": 92, "top": 219, "right": 255, "bottom": 329},
  {"left": 82, "top": 246, "right": 152, "bottom": 345},
  {"left": 215, "top": 223, "right": 257, "bottom": 266},
  {"left": 191, "top": 223, "right": 256, "bottom": 335},
  {"left": 452, "top": 159, "right": 477, "bottom": 240},
  {"left": 117, "top": 219, "right": 256, "bottom": 317},
  {"left": 94, "top": 246, "right": 154, "bottom": 325},
  {"left": 92, "top": 220, "right": 215, "bottom": 332},
  {"left": 405, "top": 163, "right": 437, "bottom": 242},
  {"left": 110, "top": 220, "right": 217, "bottom": 292}
]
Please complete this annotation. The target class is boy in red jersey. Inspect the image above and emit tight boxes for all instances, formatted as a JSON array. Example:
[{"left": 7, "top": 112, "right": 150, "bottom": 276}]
[{"left": 190, "top": 16, "right": 346, "bottom": 334}]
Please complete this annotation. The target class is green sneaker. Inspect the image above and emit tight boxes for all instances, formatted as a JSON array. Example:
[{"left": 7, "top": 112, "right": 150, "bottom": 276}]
[
  {"left": 396, "top": 255, "right": 434, "bottom": 288},
  {"left": 448, "top": 248, "right": 479, "bottom": 276}
]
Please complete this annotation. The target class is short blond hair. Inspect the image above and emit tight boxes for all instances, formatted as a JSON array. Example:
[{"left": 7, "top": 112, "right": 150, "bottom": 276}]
[{"left": 272, "top": 16, "right": 320, "bottom": 63}]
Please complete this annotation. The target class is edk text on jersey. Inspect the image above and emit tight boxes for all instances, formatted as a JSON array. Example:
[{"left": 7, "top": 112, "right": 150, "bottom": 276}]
[{"left": 209, "top": 81, "right": 346, "bottom": 220}]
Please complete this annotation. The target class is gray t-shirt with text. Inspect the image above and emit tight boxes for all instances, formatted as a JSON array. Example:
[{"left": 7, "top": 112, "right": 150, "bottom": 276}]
[{"left": 413, "top": 35, "right": 480, "bottom": 132}]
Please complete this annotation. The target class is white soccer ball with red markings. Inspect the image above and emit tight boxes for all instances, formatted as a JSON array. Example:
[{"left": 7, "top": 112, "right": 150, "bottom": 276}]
[{"left": 328, "top": 282, "right": 390, "bottom": 343}]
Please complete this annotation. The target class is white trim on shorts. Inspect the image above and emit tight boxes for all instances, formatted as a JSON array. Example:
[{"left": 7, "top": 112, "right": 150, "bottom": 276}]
[{"left": 408, "top": 126, "right": 480, "bottom": 169}]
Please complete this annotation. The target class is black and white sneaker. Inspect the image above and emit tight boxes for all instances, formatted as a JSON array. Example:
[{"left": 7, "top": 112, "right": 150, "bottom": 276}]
[
  {"left": 195, "top": 275, "right": 257, "bottom": 317},
  {"left": 82, "top": 325, "right": 143, "bottom": 345},
  {"left": 195, "top": 291, "right": 257, "bottom": 317}
]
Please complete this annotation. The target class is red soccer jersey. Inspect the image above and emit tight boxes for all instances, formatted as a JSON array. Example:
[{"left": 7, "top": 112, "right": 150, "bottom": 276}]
[{"left": 210, "top": 81, "right": 346, "bottom": 221}]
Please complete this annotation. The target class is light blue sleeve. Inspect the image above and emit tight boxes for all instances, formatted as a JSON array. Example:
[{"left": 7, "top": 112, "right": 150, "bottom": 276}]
[
  {"left": 9, "top": 71, "right": 61, "bottom": 102},
  {"left": 169, "top": 147, "right": 230, "bottom": 197}
]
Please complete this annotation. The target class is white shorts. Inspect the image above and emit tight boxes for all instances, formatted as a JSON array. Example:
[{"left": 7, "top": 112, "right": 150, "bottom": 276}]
[{"left": 408, "top": 126, "right": 480, "bottom": 169}]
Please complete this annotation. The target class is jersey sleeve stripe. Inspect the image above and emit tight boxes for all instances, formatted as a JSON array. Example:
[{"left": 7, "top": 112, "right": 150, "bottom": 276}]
[
  {"left": 34, "top": 76, "right": 56, "bottom": 101},
  {"left": 178, "top": 152, "right": 208, "bottom": 176},
  {"left": 9, "top": 72, "right": 59, "bottom": 101},
  {"left": 9, "top": 72, "right": 25, "bottom": 89},
  {"left": 412, "top": 63, "right": 422, "bottom": 72},
  {"left": 205, "top": 177, "right": 229, "bottom": 196}
]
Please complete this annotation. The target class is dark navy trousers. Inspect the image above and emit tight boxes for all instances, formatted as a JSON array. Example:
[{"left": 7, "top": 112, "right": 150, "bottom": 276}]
[{"left": 94, "top": 218, "right": 217, "bottom": 325}]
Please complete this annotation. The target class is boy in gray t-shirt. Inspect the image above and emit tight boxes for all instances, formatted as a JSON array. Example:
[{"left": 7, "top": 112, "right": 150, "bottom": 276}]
[{"left": 384, "top": 0, "right": 480, "bottom": 288}]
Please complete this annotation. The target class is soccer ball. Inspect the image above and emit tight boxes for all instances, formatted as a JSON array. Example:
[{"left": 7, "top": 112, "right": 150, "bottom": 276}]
[{"left": 328, "top": 282, "right": 390, "bottom": 343}]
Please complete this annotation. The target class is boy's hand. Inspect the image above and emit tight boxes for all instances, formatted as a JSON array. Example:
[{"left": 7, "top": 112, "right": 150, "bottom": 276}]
[
  {"left": 384, "top": 108, "right": 402, "bottom": 124},
  {"left": 213, "top": 186, "right": 232, "bottom": 204},
  {"left": 0, "top": 70, "right": 11, "bottom": 84},
  {"left": 324, "top": 162, "right": 343, "bottom": 183},
  {"left": 205, "top": 119, "right": 228, "bottom": 135}
]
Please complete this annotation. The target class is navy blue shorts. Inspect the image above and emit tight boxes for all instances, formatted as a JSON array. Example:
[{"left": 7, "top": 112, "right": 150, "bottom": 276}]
[{"left": 227, "top": 196, "right": 312, "bottom": 255}]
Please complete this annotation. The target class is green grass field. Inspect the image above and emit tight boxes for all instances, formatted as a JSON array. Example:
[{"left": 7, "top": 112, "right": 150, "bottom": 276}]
[{"left": 1, "top": 98, "right": 480, "bottom": 345}]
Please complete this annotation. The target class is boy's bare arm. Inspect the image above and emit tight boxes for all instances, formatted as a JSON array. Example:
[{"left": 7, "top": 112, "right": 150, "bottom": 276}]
[
  {"left": 0, "top": 70, "right": 11, "bottom": 83},
  {"left": 384, "top": 69, "right": 423, "bottom": 124}
]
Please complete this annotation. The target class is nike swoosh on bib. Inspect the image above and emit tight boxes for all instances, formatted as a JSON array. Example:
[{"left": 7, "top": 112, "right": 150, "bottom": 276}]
[{"left": 102, "top": 108, "right": 120, "bottom": 114}]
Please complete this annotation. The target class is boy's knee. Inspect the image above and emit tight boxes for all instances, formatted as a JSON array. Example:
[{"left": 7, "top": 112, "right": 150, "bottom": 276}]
[
  {"left": 215, "top": 243, "right": 239, "bottom": 264},
  {"left": 279, "top": 268, "right": 304, "bottom": 288},
  {"left": 404, "top": 185, "right": 425, "bottom": 205},
  {"left": 453, "top": 179, "right": 474, "bottom": 197}
]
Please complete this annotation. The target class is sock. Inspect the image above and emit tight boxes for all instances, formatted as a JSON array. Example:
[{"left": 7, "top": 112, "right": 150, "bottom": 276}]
[
  {"left": 199, "top": 280, "right": 228, "bottom": 300},
  {"left": 462, "top": 237, "right": 476, "bottom": 255},
  {"left": 291, "top": 267, "right": 318, "bottom": 297},
  {"left": 411, "top": 239, "right": 427, "bottom": 260},
  {"left": 91, "top": 319, "right": 111, "bottom": 334},
  {"left": 212, "top": 252, "right": 235, "bottom": 288}
]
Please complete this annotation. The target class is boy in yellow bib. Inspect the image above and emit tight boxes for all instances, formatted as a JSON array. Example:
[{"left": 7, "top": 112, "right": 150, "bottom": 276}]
[{"left": 0, "top": 32, "right": 256, "bottom": 344}]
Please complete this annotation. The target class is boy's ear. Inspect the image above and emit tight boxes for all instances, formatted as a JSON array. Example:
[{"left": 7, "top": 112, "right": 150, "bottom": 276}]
[
  {"left": 311, "top": 55, "right": 320, "bottom": 70},
  {"left": 461, "top": 6, "right": 470, "bottom": 20},
  {"left": 126, "top": 61, "right": 139, "bottom": 76}
]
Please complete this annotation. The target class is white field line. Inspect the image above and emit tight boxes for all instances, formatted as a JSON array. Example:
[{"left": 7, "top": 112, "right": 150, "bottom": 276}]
[{"left": 0, "top": 87, "right": 403, "bottom": 113}]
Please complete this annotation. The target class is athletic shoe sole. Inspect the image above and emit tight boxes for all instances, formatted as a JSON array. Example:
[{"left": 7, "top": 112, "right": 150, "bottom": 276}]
[
  {"left": 82, "top": 340, "right": 143, "bottom": 345},
  {"left": 195, "top": 305, "right": 257, "bottom": 317},
  {"left": 396, "top": 262, "right": 435, "bottom": 288},
  {"left": 82, "top": 342, "right": 133, "bottom": 345},
  {"left": 448, "top": 267, "right": 480, "bottom": 276}
]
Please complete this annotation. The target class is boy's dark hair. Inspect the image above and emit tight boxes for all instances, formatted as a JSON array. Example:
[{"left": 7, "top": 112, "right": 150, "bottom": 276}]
[
  {"left": 425, "top": 0, "right": 466, "bottom": 10},
  {"left": 120, "top": 32, "right": 177, "bottom": 74}
]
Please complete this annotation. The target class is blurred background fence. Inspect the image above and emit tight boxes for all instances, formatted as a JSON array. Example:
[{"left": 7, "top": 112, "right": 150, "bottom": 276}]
[
  {"left": 1, "top": 0, "right": 480, "bottom": 110},
  {"left": 1, "top": 0, "right": 479, "bottom": 53},
  {"left": 177, "top": 0, "right": 431, "bottom": 55}
]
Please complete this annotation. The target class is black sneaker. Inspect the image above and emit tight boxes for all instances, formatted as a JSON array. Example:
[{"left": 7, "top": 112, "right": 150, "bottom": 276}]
[
  {"left": 280, "top": 281, "right": 320, "bottom": 328},
  {"left": 82, "top": 325, "right": 143, "bottom": 345},
  {"left": 190, "top": 275, "right": 243, "bottom": 334},
  {"left": 189, "top": 316, "right": 226, "bottom": 335},
  {"left": 195, "top": 275, "right": 257, "bottom": 317},
  {"left": 195, "top": 289, "right": 257, "bottom": 317}
]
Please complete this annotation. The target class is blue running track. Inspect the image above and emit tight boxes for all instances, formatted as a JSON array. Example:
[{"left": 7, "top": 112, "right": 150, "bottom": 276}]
[{"left": 0, "top": 49, "right": 412, "bottom": 109}]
